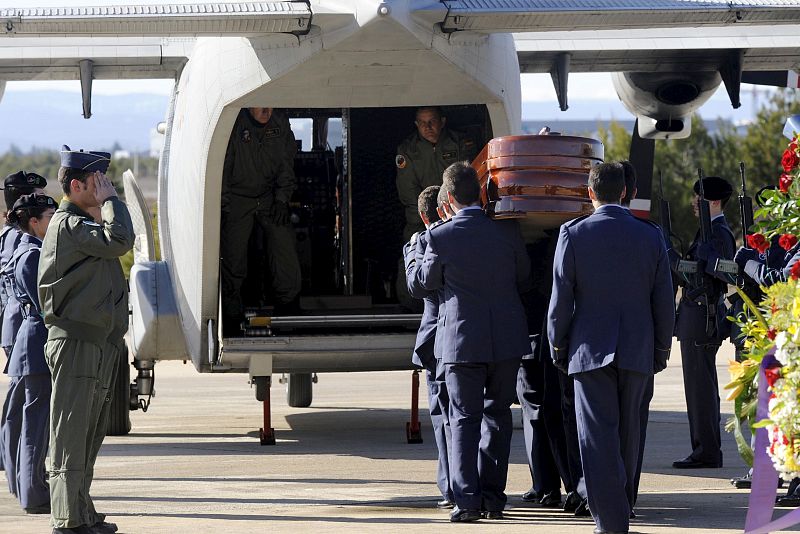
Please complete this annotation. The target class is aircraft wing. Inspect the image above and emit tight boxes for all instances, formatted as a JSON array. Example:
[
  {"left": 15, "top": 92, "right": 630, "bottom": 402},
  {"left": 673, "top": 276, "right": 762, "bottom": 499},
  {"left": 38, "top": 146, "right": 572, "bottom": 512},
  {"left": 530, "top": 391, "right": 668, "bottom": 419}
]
[
  {"left": 418, "top": 0, "right": 800, "bottom": 33},
  {"left": 0, "top": 2, "right": 312, "bottom": 81}
]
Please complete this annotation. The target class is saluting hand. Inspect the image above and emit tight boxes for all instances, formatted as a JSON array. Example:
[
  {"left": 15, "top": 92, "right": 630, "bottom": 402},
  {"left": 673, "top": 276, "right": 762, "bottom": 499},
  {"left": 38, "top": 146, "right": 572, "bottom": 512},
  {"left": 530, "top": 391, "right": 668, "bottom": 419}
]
[{"left": 93, "top": 172, "right": 118, "bottom": 204}]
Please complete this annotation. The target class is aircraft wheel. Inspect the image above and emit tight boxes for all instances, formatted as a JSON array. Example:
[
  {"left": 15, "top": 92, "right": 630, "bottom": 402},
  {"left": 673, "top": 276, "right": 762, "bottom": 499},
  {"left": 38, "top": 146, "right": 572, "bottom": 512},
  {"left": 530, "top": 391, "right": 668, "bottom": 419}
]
[
  {"left": 107, "top": 343, "right": 132, "bottom": 436},
  {"left": 286, "top": 373, "right": 313, "bottom": 408}
]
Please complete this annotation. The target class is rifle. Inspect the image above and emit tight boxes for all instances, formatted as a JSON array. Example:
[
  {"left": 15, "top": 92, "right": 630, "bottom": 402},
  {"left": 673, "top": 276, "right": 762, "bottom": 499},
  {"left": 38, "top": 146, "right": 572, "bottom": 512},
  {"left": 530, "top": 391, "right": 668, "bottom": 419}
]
[
  {"left": 658, "top": 170, "right": 673, "bottom": 247},
  {"left": 739, "top": 162, "right": 754, "bottom": 246},
  {"left": 697, "top": 168, "right": 713, "bottom": 244}
]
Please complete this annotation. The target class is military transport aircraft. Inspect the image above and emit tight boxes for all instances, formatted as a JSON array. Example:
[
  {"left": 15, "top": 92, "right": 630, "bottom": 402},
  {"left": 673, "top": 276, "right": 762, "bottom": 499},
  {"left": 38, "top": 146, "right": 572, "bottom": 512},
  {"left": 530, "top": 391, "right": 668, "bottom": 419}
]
[{"left": 1, "top": 0, "right": 799, "bottom": 444}]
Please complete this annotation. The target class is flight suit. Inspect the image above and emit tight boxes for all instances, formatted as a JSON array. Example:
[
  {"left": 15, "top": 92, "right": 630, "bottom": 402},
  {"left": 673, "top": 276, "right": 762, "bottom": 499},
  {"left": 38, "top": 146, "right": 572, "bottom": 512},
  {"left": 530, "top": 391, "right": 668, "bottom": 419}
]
[
  {"left": 83, "top": 257, "right": 128, "bottom": 527},
  {"left": 1, "top": 233, "right": 50, "bottom": 510},
  {"left": 674, "top": 215, "right": 735, "bottom": 466},
  {"left": 221, "top": 109, "right": 300, "bottom": 321},
  {"left": 38, "top": 198, "right": 134, "bottom": 529},
  {"left": 395, "top": 128, "right": 477, "bottom": 241}
]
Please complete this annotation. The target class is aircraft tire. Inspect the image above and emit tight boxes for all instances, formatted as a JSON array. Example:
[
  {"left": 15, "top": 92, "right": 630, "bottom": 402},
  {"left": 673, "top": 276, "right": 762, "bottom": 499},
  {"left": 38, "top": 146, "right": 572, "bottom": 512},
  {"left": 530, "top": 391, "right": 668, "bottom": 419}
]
[
  {"left": 286, "top": 373, "right": 313, "bottom": 408},
  {"left": 107, "top": 344, "right": 132, "bottom": 436}
]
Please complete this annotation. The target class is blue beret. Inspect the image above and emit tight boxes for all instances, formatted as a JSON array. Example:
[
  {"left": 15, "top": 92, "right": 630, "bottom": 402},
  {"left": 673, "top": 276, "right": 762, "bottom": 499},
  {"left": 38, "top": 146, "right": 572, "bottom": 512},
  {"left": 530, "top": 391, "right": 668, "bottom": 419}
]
[
  {"left": 60, "top": 145, "right": 111, "bottom": 173},
  {"left": 693, "top": 176, "right": 733, "bottom": 201},
  {"left": 12, "top": 193, "right": 57, "bottom": 212},
  {"left": 1, "top": 170, "right": 47, "bottom": 190}
]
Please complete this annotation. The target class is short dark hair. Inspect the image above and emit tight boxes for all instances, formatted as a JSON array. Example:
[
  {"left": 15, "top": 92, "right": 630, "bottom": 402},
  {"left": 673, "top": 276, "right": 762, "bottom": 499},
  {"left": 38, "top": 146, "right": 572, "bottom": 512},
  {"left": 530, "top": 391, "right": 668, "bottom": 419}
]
[
  {"left": 4, "top": 187, "right": 33, "bottom": 213},
  {"left": 418, "top": 186, "right": 441, "bottom": 225},
  {"left": 588, "top": 162, "right": 625, "bottom": 204},
  {"left": 57, "top": 166, "right": 92, "bottom": 196},
  {"left": 442, "top": 161, "right": 481, "bottom": 206},
  {"left": 620, "top": 160, "right": 637, "bottom": 206},
  {"left": 416, "top": 106, "right": 444, "bottom": 120}
]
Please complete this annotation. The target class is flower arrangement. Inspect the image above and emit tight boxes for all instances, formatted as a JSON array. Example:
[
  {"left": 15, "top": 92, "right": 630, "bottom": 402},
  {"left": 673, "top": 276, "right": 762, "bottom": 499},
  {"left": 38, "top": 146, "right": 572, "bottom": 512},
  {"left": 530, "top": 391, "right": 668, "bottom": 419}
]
[{"left": 727, "top": 133, "right": 800, "bottom": 480}]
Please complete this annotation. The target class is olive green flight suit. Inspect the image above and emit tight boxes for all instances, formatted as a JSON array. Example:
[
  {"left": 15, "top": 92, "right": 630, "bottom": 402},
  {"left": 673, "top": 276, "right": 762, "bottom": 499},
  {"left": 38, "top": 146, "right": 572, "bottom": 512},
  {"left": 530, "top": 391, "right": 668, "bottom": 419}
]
[
  {"left": 395, "top": 128, "right": 477, "bottom": 241},
  {"left": 38, "top": 198, "right": 134, "bottom": 529},
  {"left": 83, "top": 257, "right": 128, "bottom": 527},
  {"left": 221, "top": 109, "right": 300, "bottom": 320},
  {"left": 395, "top": 128, "right": 476, "bottom": 307}
]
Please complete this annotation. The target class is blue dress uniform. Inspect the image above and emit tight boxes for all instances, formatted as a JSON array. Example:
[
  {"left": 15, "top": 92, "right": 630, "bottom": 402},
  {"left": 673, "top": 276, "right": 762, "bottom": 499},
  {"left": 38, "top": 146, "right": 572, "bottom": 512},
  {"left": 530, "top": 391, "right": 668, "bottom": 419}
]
[
  {"left": 416, "top": 210, "right": 531, "bottom": 516},
  {"left": 404, "top": 226, "right": 453, "bottom": 504},
  {"left": 673, "top": 179, "right": 736, "bottom": 469},
  {"left": 548, "top": 204, "right": 675, "bottom": 534},
  {"left": 1, "top": 232, "right": 50, "bottom": 511}
]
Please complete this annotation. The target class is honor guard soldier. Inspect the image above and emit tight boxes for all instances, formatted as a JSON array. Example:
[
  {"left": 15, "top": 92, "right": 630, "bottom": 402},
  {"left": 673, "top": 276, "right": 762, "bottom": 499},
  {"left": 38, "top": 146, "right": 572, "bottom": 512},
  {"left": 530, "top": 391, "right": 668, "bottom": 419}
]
[
  {"left": 0, "top": 171, "right": 47, "bottom": 472},
  {"left": 220, "top": 107, "right": 301, "bottom": 334},
  {"left": 38, "top": 146, "right": 134, "bottom": 534},
  {"left": 0, "top": 194, "right": 56, "bottom": 514},
  {"left": 671, "top": 175, "right": 735, "bottom": 469}
]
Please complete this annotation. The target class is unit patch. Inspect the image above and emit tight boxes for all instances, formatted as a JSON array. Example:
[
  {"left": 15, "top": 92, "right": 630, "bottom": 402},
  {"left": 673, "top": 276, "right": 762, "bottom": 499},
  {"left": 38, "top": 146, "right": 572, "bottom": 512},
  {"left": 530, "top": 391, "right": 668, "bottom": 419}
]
[
  {"left": 396, "top": 154, "right": 407, "bottom": 169},
  {"left": 242, "top": 129, "right": 251, "bottom": 143},
  {"left": 264, "top": 127, "right": 281, "bottom": 138},
  {"left": 442, "top": 151, "right": 457, "bottom": 160}
]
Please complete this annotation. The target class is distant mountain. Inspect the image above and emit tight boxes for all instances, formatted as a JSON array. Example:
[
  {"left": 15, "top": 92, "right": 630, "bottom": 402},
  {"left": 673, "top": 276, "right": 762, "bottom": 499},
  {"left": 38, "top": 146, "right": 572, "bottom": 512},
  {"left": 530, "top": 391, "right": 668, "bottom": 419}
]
[{"left": 0, "top": 90, "right": 169, "bottom": 153}]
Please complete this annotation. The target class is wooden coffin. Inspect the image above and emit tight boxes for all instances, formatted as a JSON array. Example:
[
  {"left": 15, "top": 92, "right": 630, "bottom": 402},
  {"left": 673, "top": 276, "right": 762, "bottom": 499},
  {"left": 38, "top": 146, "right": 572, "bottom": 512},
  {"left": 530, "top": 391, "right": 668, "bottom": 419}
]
[{"left": 472, "top": 134, "right": 603, "bottom": 233}]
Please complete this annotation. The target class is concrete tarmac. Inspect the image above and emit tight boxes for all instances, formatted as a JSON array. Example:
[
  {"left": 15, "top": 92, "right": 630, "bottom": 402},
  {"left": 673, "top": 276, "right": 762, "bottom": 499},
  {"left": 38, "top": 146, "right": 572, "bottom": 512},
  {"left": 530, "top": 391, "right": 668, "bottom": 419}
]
[{"left": 1, "top": 340, "right": 799, "bottom": 533}]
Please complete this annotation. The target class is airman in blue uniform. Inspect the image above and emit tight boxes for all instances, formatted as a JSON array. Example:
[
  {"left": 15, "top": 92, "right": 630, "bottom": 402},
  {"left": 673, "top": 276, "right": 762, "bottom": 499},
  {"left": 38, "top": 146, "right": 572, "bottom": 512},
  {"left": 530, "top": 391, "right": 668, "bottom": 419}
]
[{"left": 0, "top": 194, "right": 57, "bottom": 513}]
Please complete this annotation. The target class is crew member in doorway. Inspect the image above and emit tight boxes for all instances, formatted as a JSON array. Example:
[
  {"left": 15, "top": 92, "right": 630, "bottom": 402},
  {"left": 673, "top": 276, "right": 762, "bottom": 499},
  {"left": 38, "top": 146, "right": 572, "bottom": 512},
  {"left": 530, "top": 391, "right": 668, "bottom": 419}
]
[
  {"left": 221, "top": 107, "right": 301, "bottom": 333},
  {"left": 395, "top": 107, "right": 476, "bottom": 308}
]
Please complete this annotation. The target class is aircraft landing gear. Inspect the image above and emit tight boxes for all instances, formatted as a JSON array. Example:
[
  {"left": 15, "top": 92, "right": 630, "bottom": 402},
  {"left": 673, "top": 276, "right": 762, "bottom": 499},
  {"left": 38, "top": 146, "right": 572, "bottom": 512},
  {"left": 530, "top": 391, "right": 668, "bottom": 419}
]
[
  {"left": 406, "top": 369, "right": 423, "bottom": 444},
  {"left": 253, "top": 376, "right": 275, "bottom": 445}
]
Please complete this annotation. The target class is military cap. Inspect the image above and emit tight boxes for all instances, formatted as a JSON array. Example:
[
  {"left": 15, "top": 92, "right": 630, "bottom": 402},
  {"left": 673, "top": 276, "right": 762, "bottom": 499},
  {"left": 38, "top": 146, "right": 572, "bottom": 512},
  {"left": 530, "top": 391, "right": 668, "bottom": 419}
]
[
  {"left": 12, "top": 193, "right": 57, "bottom": 212},
  {"left": 693, "top": 176, "right": 733, "bottom": 201},
  {"left": 60, "top": 144, "right": 111, "bottom": 173},
  {"left": 1, "top": 170, "right": 47, "bottom": 190}
]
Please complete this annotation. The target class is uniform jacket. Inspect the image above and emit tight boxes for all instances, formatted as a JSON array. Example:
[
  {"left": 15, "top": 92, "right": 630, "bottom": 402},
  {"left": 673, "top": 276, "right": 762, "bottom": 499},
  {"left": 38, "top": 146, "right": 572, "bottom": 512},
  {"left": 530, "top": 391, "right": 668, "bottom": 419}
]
[
  {"left": 675, "top": 215, "right": 736, "bottom": 342},
  {"left": 6, "top": 233, "right": 48, "bottom": 376},
  {"left": 0, "top": 225, "right": 23, "bottom": 351},
  {"left": 547, "top": 204, "right": 675, "bottom": 375},
  {"left": 222, "top": 109, "right": 297, "bottom": 205},
  {"left": 416, "top": 209, "right": 532, "bottom": 364},
  {"left": 404, "top": 227, "right": 439, "bottom": 369},
  {"left": 395, "top": 129, "right": 477, "bottom": 240},
  {"left": 743, "top": 241, "right": 800, "bottom": 286},
  {"left": 38, "top": 198, "right": 134, "bottom": 343}
]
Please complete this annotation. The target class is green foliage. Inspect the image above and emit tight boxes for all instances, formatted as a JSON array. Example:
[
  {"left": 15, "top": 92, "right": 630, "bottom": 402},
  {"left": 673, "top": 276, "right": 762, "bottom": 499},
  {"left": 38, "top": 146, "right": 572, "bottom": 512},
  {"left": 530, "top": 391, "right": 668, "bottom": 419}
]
[{"left": 602, "top": 90, "right": 800, "bottom": 253}]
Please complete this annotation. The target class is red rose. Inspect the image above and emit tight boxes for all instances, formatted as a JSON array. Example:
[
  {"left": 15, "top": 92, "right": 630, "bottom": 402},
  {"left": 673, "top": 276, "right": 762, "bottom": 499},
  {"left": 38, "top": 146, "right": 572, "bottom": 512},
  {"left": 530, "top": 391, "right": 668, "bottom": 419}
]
[
  {"left": 765, "top": 364, "right": 782, "bottom": 387},
  {"left": 784, "top": 148, "right": 800, "bottom": 172},
  {"left": 746, "top": 233, "right": 770, "bottom": 254},
  {"left": 779, "top": 234, "right": 799, "bottom": 251},
  {"left": 767, "top": 329, "right": 777, "bottom": 341},
  {"left": 792, "top": 261, "right": 800, "bottom": 280},
  {"left": 780, "top": 173, "right": 794, "bottom": 193}
]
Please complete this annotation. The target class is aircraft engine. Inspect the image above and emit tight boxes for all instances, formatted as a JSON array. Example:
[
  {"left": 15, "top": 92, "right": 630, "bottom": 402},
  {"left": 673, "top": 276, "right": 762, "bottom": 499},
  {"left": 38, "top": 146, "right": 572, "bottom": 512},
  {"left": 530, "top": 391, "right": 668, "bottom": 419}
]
[{"left": 611, "top": 71, "right": 722, "bottom": 140}]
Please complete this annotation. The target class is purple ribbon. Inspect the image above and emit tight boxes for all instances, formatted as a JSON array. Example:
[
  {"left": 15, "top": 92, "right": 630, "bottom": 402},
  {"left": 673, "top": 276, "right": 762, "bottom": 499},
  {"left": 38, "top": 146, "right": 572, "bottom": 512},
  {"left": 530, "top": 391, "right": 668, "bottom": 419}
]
[{"left": 745, "top": 352, "right": 800, "bottom": 534}]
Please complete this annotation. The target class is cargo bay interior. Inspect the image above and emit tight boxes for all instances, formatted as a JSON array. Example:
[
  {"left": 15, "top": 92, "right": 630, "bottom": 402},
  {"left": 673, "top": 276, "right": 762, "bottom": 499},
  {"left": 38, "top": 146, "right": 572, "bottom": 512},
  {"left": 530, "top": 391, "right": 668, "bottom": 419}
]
[{"left": 227, "top": 105, "right": 493, "bottom": 336}]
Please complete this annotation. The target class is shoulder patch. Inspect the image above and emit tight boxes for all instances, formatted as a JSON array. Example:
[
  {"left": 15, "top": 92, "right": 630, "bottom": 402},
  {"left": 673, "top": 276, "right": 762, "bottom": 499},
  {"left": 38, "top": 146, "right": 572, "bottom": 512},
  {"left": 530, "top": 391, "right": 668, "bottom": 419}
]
[
  {"left": 241, "top": 128, "right": 251, "bottom": 143},
  {"left": 396, "top": 154, "right": 407, "bottom": 169},
  {"left": 429, "top": 219, "right": 447, "bottom": 230}
]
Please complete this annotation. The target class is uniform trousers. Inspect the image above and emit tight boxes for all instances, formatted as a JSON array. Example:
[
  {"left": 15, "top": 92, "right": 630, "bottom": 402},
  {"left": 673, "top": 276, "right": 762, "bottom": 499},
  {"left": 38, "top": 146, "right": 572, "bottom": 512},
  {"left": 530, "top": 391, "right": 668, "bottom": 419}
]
[
  {"left": 680, "top": 340, "right": 723, "bottom": 464},
  {"left": 0, "top": 344, "right": 12, "bottom": 472},
  {"left": 82, "top": 340, "right": 121, "bottom": 526},
  {"left": 1, "top": 374, "right": 50, "bottom": 509},
  {"left": 46, "top": 338, "right": 103, "bottom": 529},
  {"left": 516, "top": 357, "right": 573, "bottom": 494},
  {"left": 221, "top": 197, "right": 301, "bottom": 318},
  {"left": 424, "top": 359, "right": 453, "bottom": 501},
  {"left": 633, "top": 375, "right": 654, "bottom": 505},
  {"left": 445, "top": 358, "right": 520, "bottom": 512},
  {"left": 558, "top": 372, "right": 586, "bottom": 498},
  {"left": 574, "top": 364, "right": 648, "bottom": 534}
]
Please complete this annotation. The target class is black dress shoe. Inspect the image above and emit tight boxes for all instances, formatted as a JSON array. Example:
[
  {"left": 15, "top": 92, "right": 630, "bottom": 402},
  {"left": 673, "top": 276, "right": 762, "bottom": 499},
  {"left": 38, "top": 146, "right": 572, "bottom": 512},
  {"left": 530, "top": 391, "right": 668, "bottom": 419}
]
[
  {"left": 574, "top": 498, "right": 591, "bottom": 517},
  {"left": 563, "top": 491, "right": 582, "bottom": 513},
  {"left": 539, "top": 489, "right": 562, "bottom": 508},
  {"left": 593, "top": 529, "right": 628, "bottom": 534},
  {"left": 450, "top": 507, "right": 482, "bottom": 522},
  {"left": 730, "top": 473, "right": 752, "bottom": 488},
  {"left": 521, "top": 488, "right": 541, "bottom": 502},
  {"left": 92, "top": 522, "right": 118, "bottom": 534},
  {"left": 482, "top": 510, "right": 504, "bottom": 519},
  {"left": 437, "top": 499, "right": 455, "bottom": 509},
  {"left": 776, "top": 495, "right": 800, "bottom": 507},
  {"left": 629, "top": 509, "right": 637, "bottom": 519},
  {"left": 24, "top": 504, "right": 50, "bottom": 514},
  {"left": 52, "top": 526, "right": 98, "bottom": 534},
  {"left": 672, "top": 456, "right": 722, "bottom": 469}
]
